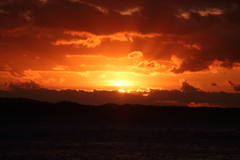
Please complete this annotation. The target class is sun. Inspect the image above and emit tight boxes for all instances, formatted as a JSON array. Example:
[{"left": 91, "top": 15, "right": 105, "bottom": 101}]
[{"left": 117, "top": 89, "right": 126, "bottom": 93}]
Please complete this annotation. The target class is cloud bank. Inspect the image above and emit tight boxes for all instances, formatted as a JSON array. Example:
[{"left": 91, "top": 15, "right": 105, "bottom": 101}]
[{"left": 1, "top": 80, "right": 240, "bottom": 108}]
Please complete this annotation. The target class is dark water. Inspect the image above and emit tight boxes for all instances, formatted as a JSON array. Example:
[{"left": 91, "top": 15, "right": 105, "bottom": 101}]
[{"left": 1, "top": 115, "right": 240, "bottom": 160}]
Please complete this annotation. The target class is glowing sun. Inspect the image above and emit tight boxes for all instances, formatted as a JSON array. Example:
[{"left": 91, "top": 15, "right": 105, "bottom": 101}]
[{"left": 118, "top": 89, "right": 126, "bottom": 93}]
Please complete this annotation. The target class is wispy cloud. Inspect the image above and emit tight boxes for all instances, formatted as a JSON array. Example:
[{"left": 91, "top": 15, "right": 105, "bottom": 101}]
[{"left": 53, "top": 31, "right": 161, "bottom": 47}]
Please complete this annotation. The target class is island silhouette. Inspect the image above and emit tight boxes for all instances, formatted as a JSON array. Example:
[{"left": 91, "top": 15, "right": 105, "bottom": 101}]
[{"left": 1, "top": 97, "right": 240, "bottom": 117}]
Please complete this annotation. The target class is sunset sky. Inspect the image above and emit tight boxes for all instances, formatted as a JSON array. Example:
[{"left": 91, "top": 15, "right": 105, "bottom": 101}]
[{"left": 1, "top": 0, "right": 240, "bottom": 107}]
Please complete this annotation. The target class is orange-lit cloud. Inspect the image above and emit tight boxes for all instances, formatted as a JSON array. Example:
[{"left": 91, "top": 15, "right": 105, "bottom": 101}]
[
  {"left": 178, "top": 8, "right": 225, "bottom": 19},
  {"left": 52, "top": 65, "right": 69, "bottom": 71},
  {"left": 128, "top": 51, "right": 143, "bottom": 59},
  {"left": 134, "top": 61, "right": 160, "bottom": 70}
]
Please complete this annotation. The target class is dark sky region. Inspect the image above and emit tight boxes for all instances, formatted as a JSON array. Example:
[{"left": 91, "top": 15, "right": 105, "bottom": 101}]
[{"left": 1, "top": 0, "right": 240, "bottom": 107}]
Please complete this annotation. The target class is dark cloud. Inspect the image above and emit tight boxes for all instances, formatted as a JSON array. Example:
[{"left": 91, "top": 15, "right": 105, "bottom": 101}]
[
  {"left": 148, "top": 89, "right": 240, "bottom": 108},
  {"left": 228, "top": 80, "right": 240, "bottom": 91},
  {"left": 171, "top": 58, "right": 212, "bottom": 73},
  {"left": 7, "top": 81, "right": 42, "bottom": 90},
  {"left": 211, "top": 83, "right": 217, "bottom": 86},
  {"left": 181, "top": 80, "right": 200, "bottom": 92},
  {"left": 228, "top": 80, "right": 234, "bottom": 86}
]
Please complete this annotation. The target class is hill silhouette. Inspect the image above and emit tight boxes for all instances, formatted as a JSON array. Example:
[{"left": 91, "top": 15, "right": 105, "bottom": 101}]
[{"left": 1, "top": 97, "right": 240, "bottom": 117}]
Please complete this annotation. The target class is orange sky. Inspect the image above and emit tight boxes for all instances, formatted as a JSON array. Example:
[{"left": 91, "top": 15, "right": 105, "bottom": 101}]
[{"left": 1, "top": 0, "right": 240, "bottom": 107}]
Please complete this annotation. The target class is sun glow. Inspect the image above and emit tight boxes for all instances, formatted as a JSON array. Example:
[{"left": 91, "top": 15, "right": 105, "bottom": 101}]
[{"left": 111, "top": 80, "right": 131, "bottom": 86}]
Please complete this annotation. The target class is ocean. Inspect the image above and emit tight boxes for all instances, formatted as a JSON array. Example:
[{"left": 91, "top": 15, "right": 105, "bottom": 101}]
[{"left": 1, "top": 115, "right": 239, "bottom": 159}]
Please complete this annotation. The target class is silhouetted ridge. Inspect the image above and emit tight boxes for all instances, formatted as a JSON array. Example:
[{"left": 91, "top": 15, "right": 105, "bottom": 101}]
[{"left": 1, "top": 98, "right": 240, "bottom": 117}]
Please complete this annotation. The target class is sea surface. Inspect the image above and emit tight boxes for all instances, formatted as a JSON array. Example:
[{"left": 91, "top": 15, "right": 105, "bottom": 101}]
[{"left": 1, "top": 115, "right": 240, "bottom": 160}]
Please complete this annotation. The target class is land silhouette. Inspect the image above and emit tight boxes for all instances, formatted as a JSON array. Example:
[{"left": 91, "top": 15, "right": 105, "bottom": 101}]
[{"left": 1, "top": 97, "right": 240, "bottom": 117}]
